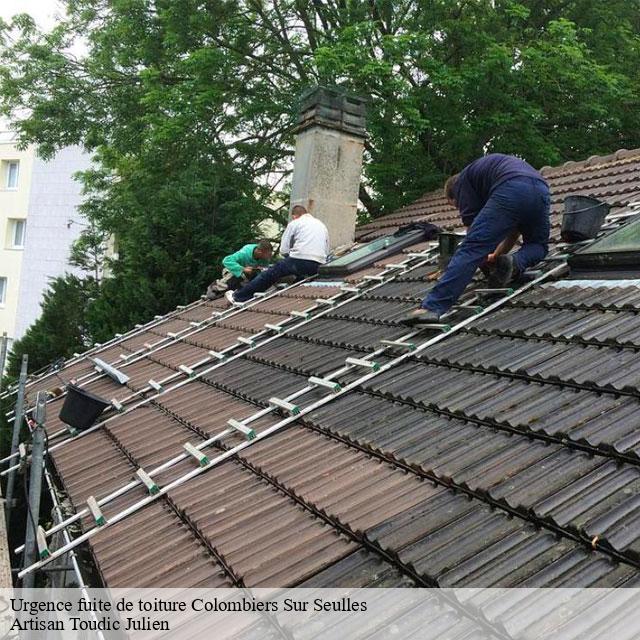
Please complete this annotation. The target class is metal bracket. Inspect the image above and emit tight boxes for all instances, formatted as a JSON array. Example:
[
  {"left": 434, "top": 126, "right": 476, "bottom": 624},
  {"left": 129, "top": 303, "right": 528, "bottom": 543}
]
[
  {"left": 37, "top": 526, "right": 50, "bottom": 559},
  {"left": 148, "top": 379, "right": 163, "bottom": 392},
  {"left": 237, "top": 337, "right": 255, "bottom": 347},
  {"left": 183, "top": 442, "right": 209, "bottom": 467},
  {"left": 227, "top": 419, "right": 256, "bottom": 440},
  {"left": 264, "top": 323, "right": 284, "bottom": 333},
  {"left": 380, "top": 339, "right": 416, "bottom": 351},
  {"left": 136, "top": 468, "right": 159, "bottom": 495},
  {"left": 290, "top": 310, "right": 310, "bottom": 319},
  {"left": 208, "top": 350, "right": 226, "bottom": 361},
  {"left": 268, "top": 397, "right": 300, "bottom": 415},
  {"left": 111, "top": 399, "right": 124, "bottom": 412},
  {"left": 178, "top": 365, "right": 195, "bottom": 377},
  {"left": 308, "top": 376, "right": 341, "bottom": 392},
  {"left": 87, "top": 496, "right": 106, "bottom": 526},
  {"left": 345, "top": 357, "right": 380, "bottom": 371}
]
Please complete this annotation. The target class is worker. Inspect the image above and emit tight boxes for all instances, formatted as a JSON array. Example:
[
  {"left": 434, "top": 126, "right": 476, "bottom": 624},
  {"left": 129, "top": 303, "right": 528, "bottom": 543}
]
[
  {"left": 226, "top": 205, "right": 330, "bottom": 304},
  {"left": 206, "top": 239, "right": 273, "bottom": 299},
  {"left": 401, "top": 153, "right": 550, "bottom": 325}
]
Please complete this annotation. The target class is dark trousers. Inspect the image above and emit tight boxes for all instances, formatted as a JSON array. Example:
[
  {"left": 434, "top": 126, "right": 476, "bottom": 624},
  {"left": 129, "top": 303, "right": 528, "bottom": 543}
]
[
  {"left": 233, "top": 257, "right": 321, "bottom": 302},
  {"left": 423, "top": 176, "right": 550, "bottom": 315}
]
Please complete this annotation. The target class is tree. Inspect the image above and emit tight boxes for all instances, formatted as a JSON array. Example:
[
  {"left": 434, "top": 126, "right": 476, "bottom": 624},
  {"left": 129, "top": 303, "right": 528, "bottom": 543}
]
[
  {"left": 0, "top": 0, "right": 639, "bottom": 346},
  {"left": 4, "top": 275, "right": 96, "bottom": 378}
]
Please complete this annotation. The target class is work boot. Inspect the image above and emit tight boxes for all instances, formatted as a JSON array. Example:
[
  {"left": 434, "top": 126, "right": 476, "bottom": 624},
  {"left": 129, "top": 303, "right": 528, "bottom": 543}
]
[
  {"left": 225, "top": 290, "right": 244, "bottom": 307},
  {"left": 400, "top": 308, "right": 442, "bottom": 327},
  {"left": 487, "top": 255, "right": 519, "bottom": 288}
]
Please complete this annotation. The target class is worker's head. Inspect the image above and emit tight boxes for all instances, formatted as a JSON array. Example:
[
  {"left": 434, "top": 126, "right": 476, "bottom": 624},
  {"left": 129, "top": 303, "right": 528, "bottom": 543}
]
[
  {"left": 444, "top": 174, "right": 459, "bottom": 208},
  {"left": 291, "top": 204, "right": 307, "bottom": 219},
  {"left": 254, "top": 239, "right": 273, "bottom": 260}
]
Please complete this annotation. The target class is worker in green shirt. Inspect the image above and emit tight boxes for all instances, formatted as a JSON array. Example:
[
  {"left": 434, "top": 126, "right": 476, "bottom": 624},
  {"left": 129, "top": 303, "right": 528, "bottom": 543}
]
[{"left": 206, "top": 239, "right": 273, "bottom": 299}]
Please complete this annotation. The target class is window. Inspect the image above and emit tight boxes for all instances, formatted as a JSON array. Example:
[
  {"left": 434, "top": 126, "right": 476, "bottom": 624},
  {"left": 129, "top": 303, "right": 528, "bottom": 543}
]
[
  {"left": 318, "top": 228, "right": 427, "bottom": 276},
  {"left": 9, "top": 219, "right": 26, "bottom": 249},
  {"left": 6, "top": 161, "right": 19, "bottom": 189},
  {"left": 570, "top": 216, "right": 640, "bottom": 271},
  {"left": 0, "top": 277, "right": 6, "bottom": 305}
]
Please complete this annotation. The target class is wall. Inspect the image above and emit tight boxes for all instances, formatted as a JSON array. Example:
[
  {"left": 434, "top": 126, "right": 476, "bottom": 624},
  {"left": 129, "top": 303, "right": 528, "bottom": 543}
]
[
  {"left": 0, "top": 133, "right": 34, "bottom": 355},
  {"left": 14, "top": 146, "right": 90, "bottom": 338}
]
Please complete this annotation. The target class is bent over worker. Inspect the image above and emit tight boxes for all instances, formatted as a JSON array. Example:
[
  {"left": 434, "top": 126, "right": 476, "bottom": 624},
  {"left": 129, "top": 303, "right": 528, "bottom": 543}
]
[
  {"left": 401, "top": 153, "right": 550, "bottom": 326},
  {"left": 226, "top": 205, "right": 330, "bottom": 304}
]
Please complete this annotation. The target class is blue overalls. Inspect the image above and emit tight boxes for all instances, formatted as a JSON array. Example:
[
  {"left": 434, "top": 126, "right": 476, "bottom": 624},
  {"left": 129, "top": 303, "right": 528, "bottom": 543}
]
[{"left": 422, "top": 155, "right": 551, "bottom": 316}]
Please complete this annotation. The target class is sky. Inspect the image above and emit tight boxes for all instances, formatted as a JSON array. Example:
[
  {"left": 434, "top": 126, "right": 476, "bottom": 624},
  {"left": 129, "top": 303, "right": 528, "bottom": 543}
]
[
  {"left": 0, "top": 1, "right": 64, "bottom": 129},
  {"left": 0, "top": 0, "right": 62, "bottom": 30}
]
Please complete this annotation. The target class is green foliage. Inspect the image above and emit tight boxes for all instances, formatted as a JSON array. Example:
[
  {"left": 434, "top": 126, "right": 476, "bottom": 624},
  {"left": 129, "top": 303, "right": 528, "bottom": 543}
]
[
  {"left": 0, "top": 0, "right": 639, "bottom": 363},
  {"left": 5, "top": 275, "right": 96, "bottom": 378}
]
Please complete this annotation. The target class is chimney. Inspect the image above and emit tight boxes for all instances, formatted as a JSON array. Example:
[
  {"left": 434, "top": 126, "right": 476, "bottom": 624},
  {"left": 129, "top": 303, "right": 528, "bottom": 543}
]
[{"left": 290, "top": 86, "right": 367, "bottom": 249}]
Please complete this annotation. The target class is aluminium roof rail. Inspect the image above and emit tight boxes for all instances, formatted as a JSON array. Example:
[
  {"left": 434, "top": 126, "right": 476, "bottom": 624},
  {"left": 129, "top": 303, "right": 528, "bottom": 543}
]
[
  {"left": 3, "top": 244, "right": 440, "bottom": 473},
  {"left": 0, "top": 296, "right": 209, "bottom": 403},
  {"left": 8, "top": 274, "right": 321, "bottom": 416},
  {"left": 13, "top": 246, "right": 444, "bottom": 548},
  {"left": 18, "top": 262, "right": 566, "bottom": 576}
]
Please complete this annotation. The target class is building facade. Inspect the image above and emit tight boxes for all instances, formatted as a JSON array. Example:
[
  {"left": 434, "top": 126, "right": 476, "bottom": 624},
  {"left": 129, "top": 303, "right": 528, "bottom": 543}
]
[{"left": 0, "top": 132, "right": 90, "bottom": 363}]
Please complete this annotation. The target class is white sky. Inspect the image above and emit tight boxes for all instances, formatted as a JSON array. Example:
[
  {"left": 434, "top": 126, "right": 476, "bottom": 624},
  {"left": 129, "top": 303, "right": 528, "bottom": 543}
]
[
  {"left": 0, "top": 0, "right": 62, "bottom": 30},
  {"left": 0, "top": 1, "right": 66, "bottom": 129}
]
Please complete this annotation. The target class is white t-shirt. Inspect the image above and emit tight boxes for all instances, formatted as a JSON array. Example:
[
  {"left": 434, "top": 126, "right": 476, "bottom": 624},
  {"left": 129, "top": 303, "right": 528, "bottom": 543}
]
[{"left": 279, "top": 214, "right": 330, "bottom": 264}]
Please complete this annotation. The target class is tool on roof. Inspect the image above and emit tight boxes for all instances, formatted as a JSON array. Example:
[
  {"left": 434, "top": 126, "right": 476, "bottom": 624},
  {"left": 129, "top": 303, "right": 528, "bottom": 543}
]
[
  {"left": 19, "top": 262, "right": 568, "bottom": 581},
  {"left": 91, "top": 359, "right": 130, "bottom": 385}
]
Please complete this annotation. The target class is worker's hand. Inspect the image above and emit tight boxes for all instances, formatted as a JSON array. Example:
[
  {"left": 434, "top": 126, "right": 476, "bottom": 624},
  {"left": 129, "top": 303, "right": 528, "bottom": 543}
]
[
  {"left": 486, "top": 252, "right": 497, "bottom": 264},
  {"left": 243, "top": 267, "right": 255, "bottom": 274}
]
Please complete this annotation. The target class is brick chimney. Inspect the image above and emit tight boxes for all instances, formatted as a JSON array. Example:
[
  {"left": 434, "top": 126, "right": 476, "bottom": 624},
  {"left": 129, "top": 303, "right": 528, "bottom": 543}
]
[{"left": 290, "top": 86, "right": 367, "bottom": 249}]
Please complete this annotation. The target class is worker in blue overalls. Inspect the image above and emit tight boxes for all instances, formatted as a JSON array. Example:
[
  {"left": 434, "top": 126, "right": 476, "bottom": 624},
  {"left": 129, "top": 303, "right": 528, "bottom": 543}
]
[{"left": 401, "top": 153, "right": 551, "bottom": 326}]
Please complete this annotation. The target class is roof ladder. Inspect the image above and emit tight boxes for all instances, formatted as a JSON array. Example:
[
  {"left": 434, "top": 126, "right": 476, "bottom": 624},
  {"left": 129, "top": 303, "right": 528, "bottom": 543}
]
[{"left": 18, "top": 263, "right": 572, "bottom": 581}]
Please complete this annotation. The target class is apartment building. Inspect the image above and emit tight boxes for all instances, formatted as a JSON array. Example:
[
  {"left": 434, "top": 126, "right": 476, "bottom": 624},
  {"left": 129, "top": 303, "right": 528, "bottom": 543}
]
[{"left": 0, "top": 131, "right": 90, "bottom": 363}]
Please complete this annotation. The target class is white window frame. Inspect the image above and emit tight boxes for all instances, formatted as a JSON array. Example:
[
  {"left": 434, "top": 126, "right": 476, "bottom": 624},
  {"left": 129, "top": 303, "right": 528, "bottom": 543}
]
[
  {"left": 10, "top": 218, "right": 26, "bottom": 249},
  {"left": 0, "top": 277, "right": 7, "bottom": 306},
  {"left": 6, "top": 161, "right": 19, "bottom": 190}
]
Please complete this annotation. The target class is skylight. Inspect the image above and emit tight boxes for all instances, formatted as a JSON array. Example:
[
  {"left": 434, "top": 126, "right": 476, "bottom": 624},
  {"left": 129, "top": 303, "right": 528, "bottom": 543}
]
[{"left": 319, "top": 228, "right": 426, "bottom": 276}]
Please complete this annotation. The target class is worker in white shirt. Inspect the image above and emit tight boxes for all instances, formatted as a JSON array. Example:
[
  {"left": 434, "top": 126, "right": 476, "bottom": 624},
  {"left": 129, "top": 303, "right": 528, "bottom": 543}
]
[{"left": 226, "top": 205, "right": 330, "bottom": 304}]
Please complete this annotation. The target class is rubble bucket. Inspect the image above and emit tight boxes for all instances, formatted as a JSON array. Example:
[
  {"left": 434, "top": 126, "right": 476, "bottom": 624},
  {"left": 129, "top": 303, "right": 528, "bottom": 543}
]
[
  {"left": 58, "top": 384, "right": 111, "bottom": 431},
  {"left": 561, "top": 195, "right": 610, "bottom": 242}
]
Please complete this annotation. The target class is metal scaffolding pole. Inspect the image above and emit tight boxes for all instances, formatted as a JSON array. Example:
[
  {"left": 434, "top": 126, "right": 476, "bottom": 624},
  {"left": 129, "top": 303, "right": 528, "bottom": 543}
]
[
  {"left": 0, "top": 332, "right": 8, "bottom": 390},
  {"left": 5, "top": 354, "right": 28, "bottom": 529},
  {"left": 22, "top": 392, "right": 46, "bottom": 589}
]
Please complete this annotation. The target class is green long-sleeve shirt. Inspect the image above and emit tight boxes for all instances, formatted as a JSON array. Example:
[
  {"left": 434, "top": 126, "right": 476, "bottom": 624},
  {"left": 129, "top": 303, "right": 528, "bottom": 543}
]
[{"left": 222, "top": 244, "right": 270, "bottom": 277}]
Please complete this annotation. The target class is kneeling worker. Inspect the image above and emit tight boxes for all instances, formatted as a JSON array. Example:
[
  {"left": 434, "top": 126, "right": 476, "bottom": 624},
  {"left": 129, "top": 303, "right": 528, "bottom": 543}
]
[
  {"left": 402, "top": 153, "right": 550, "bottom": 326},
  {"left": 226, "top": 205, "right": 330, "bottom": 304},
  {"left": 207, "top": 239, "right": 273, "bottom": 298}
]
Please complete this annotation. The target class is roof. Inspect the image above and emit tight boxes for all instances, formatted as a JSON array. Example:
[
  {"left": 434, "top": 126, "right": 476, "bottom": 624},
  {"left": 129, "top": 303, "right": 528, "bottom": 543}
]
[{"left": 12, "top": 147, "right": 640, "bottom": 590}]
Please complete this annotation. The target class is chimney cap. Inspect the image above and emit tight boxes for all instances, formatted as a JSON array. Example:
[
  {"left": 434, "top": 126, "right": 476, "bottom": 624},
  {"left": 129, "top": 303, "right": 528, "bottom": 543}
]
[{"left": 295, "top": 85, "right": 367, "bottom": 138}]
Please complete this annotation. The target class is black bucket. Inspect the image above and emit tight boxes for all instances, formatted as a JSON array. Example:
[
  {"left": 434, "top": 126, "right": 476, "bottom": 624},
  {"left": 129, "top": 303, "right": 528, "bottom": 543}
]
[
  {"left": 561, "top": 195, "right": 610, "bottom": 243},
  {"left": 438, "top": 232, "right": 465, "bottom": 268},
  {"left": 59, "top": 384, "right": 111, "bottom": 431}
]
